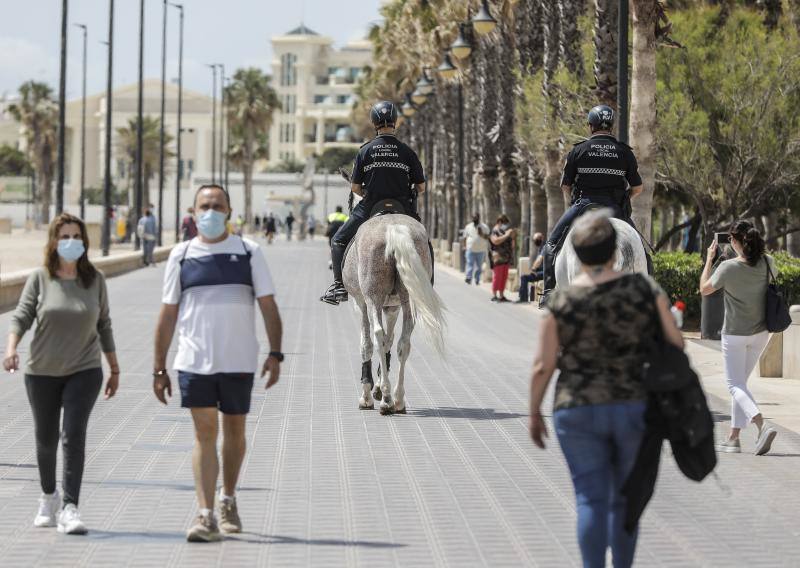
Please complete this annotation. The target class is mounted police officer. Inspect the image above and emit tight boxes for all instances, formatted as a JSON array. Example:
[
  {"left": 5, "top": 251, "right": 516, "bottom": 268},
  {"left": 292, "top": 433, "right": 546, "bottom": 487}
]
[
  {"left": 540, "top": 104, "right": 645, "bottom": 304},
  {"left": 320, "top": 101, "right": 427, "bottom": 306}
]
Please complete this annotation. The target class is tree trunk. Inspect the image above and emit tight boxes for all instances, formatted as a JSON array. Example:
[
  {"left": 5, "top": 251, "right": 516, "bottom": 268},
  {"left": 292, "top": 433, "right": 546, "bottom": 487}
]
[
  {"left": 481, "top": 168, "right": 501, "bottom": 226},
  {"left": 593, "top": 0, "right": 619, "bottom": 107},
  {"left": 544, "top": 147, "right": 565, "bottom": 233},
  {"left": 244, "top": 129, "right": 255, "bottom": 226},
  {"left": 520, "top": 169, "right": 531, "bottom": 257},
  {"left": 39, "top": 173, "right": 52, "bottom": 225},
  {"left": 790, "top": 0, "right": 800, "bottom": 34},
  {"left": 630, "top": 0, "right": 658, "bottom": 241},
  {"left": 531, "top": 168, "right": 548, "bottom": 236},
  {"left": 787, "top": 210, "right": 800, "bottom": 256},
  {"left": 764, "top": 211, "right": 779, "bottom": 250},
  {"left": 560, "top": 0, "right": 587, "bottom": 80}
]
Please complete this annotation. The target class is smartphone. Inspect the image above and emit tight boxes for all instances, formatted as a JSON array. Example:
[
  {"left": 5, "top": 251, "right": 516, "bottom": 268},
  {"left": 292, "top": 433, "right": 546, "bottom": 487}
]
[{"left": 715, "top": 232, "right": 730, "bottom": 244}]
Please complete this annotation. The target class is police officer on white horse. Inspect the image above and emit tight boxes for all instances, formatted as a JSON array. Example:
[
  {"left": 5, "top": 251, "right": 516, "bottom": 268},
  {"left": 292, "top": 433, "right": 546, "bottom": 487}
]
[
  {"left": 540, "top": 105, "right": 646, "bottom": 305},
  {"left": 320, "top": 101, "right": 427, "bottom": 306}
]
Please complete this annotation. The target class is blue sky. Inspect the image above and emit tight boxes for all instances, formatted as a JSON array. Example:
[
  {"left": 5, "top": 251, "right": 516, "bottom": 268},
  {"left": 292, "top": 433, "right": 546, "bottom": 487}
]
[{"left": 0, "top": 0, "right": 383, "bottom": 100}]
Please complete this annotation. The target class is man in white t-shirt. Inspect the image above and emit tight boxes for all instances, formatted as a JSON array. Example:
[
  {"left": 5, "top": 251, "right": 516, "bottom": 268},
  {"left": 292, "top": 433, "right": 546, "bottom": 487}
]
[
  {"left": 153, "top": 185, "right": 283, "bottom": 543},
  {"left": 462, "top": 213, "right": 490, "bottom": 285}
]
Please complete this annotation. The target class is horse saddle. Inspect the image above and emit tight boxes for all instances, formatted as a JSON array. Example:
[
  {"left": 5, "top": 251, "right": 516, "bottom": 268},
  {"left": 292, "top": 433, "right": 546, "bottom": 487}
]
[{"left": 369, "top": 199, "right": 407, "bottom": 218}]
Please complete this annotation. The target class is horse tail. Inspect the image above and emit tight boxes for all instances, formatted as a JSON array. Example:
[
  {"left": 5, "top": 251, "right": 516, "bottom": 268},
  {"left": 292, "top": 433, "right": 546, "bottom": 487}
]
[{"left": 385, "top": 223, "right": 446, "bottom": 356}]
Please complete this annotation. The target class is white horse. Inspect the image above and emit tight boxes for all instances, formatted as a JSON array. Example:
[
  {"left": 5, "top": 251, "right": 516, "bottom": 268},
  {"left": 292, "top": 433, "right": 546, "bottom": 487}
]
[
  {"left": 343, "top": 214, "right": 446, "bottom": 414},
  {"left": 555, "top": 217, "right": 648, "bottom": 285}
]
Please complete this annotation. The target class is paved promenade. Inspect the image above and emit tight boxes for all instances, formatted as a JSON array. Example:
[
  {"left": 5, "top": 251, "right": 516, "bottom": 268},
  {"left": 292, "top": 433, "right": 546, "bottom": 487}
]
[{"left": 0, "top": 237, "right": 799, "bottom": 567}]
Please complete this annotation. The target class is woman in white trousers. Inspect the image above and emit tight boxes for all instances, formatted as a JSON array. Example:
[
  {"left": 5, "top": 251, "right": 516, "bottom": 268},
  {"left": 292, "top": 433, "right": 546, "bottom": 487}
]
[{"left": 700, "top": 220, "right": 778, "bottom": 456}]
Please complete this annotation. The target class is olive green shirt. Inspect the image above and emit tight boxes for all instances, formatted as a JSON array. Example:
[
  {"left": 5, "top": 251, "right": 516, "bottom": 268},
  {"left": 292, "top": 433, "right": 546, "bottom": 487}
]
[
  {"left": 9, "top": 268, "right": 115, "bottom": 376},
  {"left": 710, "top": 255, "right": 775, "bottom": 336}
]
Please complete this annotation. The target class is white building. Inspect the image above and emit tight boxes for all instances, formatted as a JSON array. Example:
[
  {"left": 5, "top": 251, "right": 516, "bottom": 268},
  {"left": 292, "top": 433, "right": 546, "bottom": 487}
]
[{"left": 269, "top": 24, "right": 372, "bottom": 165}]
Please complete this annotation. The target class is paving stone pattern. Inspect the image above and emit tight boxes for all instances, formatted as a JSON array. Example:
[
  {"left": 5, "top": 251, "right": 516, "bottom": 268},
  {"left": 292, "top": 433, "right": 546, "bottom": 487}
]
[{"left": 0, "top": 238, "right": 799, "bottom": 567}]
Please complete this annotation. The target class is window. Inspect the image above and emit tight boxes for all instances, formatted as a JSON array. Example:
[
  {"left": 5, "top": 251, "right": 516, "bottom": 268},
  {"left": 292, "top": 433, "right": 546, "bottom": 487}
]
[
  {"left": 327, "top": 66, "right": 339, "bottom": 76},
  {"left": 280, "top": 53, "right": 297, "bottom": 87},
  {"left": 282, "top": 94, "right": 296, "bottom": 114},
  {"left": 314, "top": 95, "right": 326, "bottom": 104},
  {"left": 117, "top": 159, "right": 126, "bottom": 179},
  {"left": 336, "top": 95, "right": 348, "bottom": 105}
]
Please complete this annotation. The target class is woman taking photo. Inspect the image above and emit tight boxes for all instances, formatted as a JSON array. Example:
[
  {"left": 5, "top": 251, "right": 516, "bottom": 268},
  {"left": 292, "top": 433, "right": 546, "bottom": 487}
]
[
  {"left": 700, "top": 220, "right": 778, "bottom": 455},
  {"left": 3, "top": 213, "right": 119, "bottom": 535},
  {"left": 489, "top": 214, "right": 515, "bottom": 303},
  {"left": 529, "top": 210, "right": 684, "bottom": 568}
]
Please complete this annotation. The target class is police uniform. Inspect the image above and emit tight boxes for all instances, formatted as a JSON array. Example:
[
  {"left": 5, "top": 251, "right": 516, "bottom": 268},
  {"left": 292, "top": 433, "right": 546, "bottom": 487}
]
[
  {"left": 541, "top": 133, "right": 642, "bottom": 293},
  {"left": 326, "top": 210, "right": 349, "bottom": 246},
  {"left": 331, "top": 133, "right": 425, "bottom": 253}
]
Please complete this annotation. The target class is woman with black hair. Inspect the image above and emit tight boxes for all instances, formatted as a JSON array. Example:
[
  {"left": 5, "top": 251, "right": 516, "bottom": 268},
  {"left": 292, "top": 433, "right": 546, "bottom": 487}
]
[{"left": 700, "top": 220, "right": 778, "bottom": 456}]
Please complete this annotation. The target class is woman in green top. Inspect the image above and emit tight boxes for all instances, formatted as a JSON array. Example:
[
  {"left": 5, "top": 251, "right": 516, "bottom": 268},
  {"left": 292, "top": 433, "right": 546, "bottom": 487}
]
[
  {"left": 700, "top": 220, "right": 778, "bottom": 456},
  {"left": 3, "top": 213, "right": 120, "bottom": 535}
]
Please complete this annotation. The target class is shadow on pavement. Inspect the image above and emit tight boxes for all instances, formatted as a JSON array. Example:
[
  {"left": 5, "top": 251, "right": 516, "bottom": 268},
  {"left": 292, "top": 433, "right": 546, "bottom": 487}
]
[
  {"left": 408, "top": 407, "right": 525, "bottom": 420},
  {"left": 0, "top": 463, "right": 36, "bottom": 468},
  {"left": 88, "top": 530, "right": 186, "bottom": 542},
  {"left": 228, "top": 532, "right": 406, "bottom": 548},
  {"left": 86, "top": 479, "right": 271, "bottom": 492}
]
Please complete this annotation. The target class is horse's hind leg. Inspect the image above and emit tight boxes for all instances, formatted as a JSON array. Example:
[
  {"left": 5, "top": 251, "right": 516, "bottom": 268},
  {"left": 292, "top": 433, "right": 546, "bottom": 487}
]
[
  {"left": 377, "top": 305, "right": 400, "bottom": 400},
  {"left": 356, "top": 298, "right": 375, "bottom": 410},
  {"left": 365, "top": 299, "right": 393, "bottom": 415},
  {"left": 393, "top": 303, "right": 414, "bottom": 414}
]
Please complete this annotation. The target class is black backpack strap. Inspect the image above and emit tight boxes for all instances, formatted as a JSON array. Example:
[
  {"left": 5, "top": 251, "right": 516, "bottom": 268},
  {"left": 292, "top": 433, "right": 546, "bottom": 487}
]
[{"left": 179, "top": 239, "right": 193, "bottom": 265}]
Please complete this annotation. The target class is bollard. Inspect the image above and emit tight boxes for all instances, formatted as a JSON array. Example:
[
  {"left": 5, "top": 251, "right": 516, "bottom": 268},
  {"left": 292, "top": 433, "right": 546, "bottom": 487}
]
[
  {"left": 782, "top": 306, "right": 800, "bottom": 380},
  {"left": 451, "top": 242, "right": 462, "bottom": 271},
  {"left": 759, "top": 332, "right": 783, "bottom": 378}
]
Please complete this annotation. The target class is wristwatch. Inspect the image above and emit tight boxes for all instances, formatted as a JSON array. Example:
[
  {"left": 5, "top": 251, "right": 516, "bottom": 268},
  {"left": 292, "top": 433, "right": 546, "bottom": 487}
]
[
  {"left": 153, "top": 369, "right": 168, "bottom": 377},
  {"left": 268, "top": 351, "right": 284, "bottom": 362}
]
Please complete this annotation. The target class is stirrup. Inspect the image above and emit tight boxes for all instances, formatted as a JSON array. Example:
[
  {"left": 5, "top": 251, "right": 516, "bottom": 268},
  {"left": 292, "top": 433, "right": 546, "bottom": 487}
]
[{"left": 320, "top": 283, "right": 348, "bottom": 305}]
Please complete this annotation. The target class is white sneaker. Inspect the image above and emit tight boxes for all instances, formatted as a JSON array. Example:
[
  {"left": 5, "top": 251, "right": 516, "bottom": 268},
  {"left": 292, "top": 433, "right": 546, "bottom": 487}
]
[
  {"left": 34, "top": 491, "right": 60, "bottom": 527},
  {"left": 57, "top": 504, "right": 88, "bottom": 535}
]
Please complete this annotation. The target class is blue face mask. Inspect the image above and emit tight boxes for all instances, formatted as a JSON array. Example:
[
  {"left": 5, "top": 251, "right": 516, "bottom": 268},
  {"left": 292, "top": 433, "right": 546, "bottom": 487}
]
[
  {"left": 197, "top": 210, "right": 228, "bottom": 239},
  {"left": 57, "top": 238, "right": 86, "bottom": 262}
]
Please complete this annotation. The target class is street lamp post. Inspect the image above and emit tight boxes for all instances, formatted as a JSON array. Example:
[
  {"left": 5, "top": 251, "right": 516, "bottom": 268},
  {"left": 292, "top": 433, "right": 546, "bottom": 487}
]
[
  {"left": 134, "top": 0, "right": 145, "bottom": 250},
  {"left": 74, "top": 23, "right": 87, "bottom": 220},
  {"left": 102, "top": 0, "right": 114, "bottom": 257},
  {"left": 223, "top": 75, "right": 231, "bottom": 190},
  {"left": 617, "top": 0, "right": 630, "bottom": 143},
  {"left": 157, "top": 0, "right": 168, "bottom": 246},
  {"left": 171, "top": 3, "right": 184, "bottom": 243},
  {"left": 56, "top": 0, "right": 68, "bottom": 215},
  {"left": 207, "top": 64, "right": 218, "bottom": 184},
  {"left": 217, "top": 64, "right": 225, "bottom": 189}
]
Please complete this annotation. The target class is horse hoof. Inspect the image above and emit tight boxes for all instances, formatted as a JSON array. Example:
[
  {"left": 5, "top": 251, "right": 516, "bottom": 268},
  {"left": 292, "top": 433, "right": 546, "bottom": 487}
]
[
  {"left": 359, "top": 402, "right": 374, "bottom": 410},
  {"left": 394, "top": 407, "right": 406, "bottom": 414},
  {"left": 379, "top": 405, "right": 393, "bottom": 416},
  {"left": 373, "top": 387, "right": 383, "bottom": 401}
]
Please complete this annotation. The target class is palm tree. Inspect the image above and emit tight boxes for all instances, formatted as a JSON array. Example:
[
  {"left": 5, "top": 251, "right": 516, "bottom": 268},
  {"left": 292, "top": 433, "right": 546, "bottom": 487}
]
[
  {"left": 116, "top": 116, "right": 173, "bottom": 210},
  {"left": 630, "top": 0, "right": 659, "bottom": 241},
  {"left": 9, "top": 81, "right": 58, "bottom": 224},
  {"left": 592, "top": 0, "right": 619, "bottom": 107},
  {"left": 225, "top": 68, "right": 280, "bottom": 225}
]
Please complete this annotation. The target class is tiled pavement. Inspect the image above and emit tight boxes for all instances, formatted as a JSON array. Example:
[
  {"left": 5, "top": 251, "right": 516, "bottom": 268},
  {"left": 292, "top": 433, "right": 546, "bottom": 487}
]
[{"left": 0, "top": 237, "right": 799, "bottom": 567}]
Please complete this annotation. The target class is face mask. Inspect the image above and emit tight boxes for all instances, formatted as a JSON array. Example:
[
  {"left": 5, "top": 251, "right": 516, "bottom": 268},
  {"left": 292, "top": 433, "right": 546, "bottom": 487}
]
[
  {"left": 57, "top": 238, "right": 85, "bottom": 262},
  {"left": 197, "top": 210, "right": 228, "bottom": 239}
]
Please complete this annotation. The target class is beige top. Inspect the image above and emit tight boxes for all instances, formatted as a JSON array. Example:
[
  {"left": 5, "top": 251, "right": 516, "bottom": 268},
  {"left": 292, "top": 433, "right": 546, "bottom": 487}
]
[{"left": 10, "top": 268, "right": 115, "bottom": 376}]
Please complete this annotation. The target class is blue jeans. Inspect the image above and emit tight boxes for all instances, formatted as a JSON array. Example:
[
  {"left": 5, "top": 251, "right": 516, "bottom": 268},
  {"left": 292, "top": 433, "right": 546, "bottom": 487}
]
[
  {"left": 465, "top": 250, "right": 485, "bottom": 283},
  {"left": 554, "top": 401, "right": 646, "bottom": 568}
]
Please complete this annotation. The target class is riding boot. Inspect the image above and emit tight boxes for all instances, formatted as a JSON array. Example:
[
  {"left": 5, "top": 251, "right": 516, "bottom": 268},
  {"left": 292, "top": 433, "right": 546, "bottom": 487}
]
[
  {"left": 539, "top": 242, "right": 558, "bottom": 306},
  {"left": 320, "top": 244, "right": 349, "bottom": 305}
]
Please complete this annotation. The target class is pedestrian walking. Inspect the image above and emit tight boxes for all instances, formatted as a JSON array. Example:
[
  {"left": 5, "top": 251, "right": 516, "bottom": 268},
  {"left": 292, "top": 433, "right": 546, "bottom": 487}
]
[
  {"left": 153, "top": 184, "right": 283, "bottom": 542},
  {"left": 307, "top": 215, "right": 317, "bottom": 239},
  {"left": 254, "top": 215, "right": 261, "bottom": 232},
  {"left": 137, "top": 207, "right": 158, "bottom": 266},
  {"left": 516, "top": 232, "right": 545, "bottom": 303},
  {"left": 235, "top": 214, "right": 245, "bottom": 236},
  {"left": 700, "top": 220, "right": 778, "bottom": 455},
  {"left": 462, "top": 213, "right": 490, "bottom": 285},
  {"left": 489, "top": 215, "right": 515, "bottom": 302},
  {"left": 265, "top": 213, "right": 277, "bottom": 244},
  {"left": 285, "top": 212, "right": 295, "bottom": 241},
  {"left": 181, "top": 207, "right": 198, "bottom": 241},
  {"left": 528, "top": 210, "right": 684, "bottom": 568},
  {"left": 326, "top": 206, "right": 349, "bottom": 269},
  {"left": 3, "top": 213, "right": 119, "bottom": 535}
]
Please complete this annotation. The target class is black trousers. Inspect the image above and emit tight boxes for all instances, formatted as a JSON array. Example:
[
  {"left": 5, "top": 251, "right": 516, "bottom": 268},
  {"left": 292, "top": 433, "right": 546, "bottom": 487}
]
[{"left": 25, "top": 368, "right": 103, "bottom": 505}]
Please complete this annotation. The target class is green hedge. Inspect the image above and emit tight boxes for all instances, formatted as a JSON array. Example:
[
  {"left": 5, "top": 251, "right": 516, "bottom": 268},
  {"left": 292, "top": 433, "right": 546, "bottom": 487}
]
[{"left": 652, "top": 251, "right": 800, "bottom": 322}]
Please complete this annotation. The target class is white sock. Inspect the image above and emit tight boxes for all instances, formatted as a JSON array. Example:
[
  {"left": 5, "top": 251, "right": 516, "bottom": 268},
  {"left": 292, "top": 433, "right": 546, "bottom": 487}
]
[
  {"left": 199, "top": 508, "right": 212, "bottom": 518},
  {"left": 220, "top": 492, "right": 235, "bottom": 502}
]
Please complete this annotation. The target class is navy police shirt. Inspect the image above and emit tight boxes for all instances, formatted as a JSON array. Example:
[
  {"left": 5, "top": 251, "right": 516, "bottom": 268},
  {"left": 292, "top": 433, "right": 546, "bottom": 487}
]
[
  {"left": 561, "top": 134, "right": 642, "bottom": 199},
  {"left": 352, "top": 133, "right": 426, "bottom": 205}
]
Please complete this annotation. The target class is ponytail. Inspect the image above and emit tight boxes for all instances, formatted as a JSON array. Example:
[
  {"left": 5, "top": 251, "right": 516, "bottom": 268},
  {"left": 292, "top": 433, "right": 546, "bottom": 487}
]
[{"left": 729, "top": 220, "right": 765, "bottom": 266}]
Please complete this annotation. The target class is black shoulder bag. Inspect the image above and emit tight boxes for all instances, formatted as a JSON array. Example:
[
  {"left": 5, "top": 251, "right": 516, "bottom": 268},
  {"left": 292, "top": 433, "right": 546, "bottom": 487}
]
[
  {"left": 642, "top": 287, "right": 695, "bottom": 392},
  {"left": 765, "top": 259, "right": 792, "bottom": 333}
]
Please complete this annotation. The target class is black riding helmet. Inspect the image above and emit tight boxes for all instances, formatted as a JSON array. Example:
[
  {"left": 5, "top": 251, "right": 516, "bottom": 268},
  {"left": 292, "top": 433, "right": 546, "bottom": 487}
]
[
  {"left": 587, "top": 104, "right": 615, "bottom": 132},
  {"left": 370, "top": 101, "right": 398, "bottom": 129}
]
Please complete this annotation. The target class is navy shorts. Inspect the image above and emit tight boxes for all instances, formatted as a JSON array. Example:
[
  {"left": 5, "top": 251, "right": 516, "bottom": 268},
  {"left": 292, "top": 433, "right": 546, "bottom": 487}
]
[{"left": 178, "top": 371, "right": 255, "bottom": 415}]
